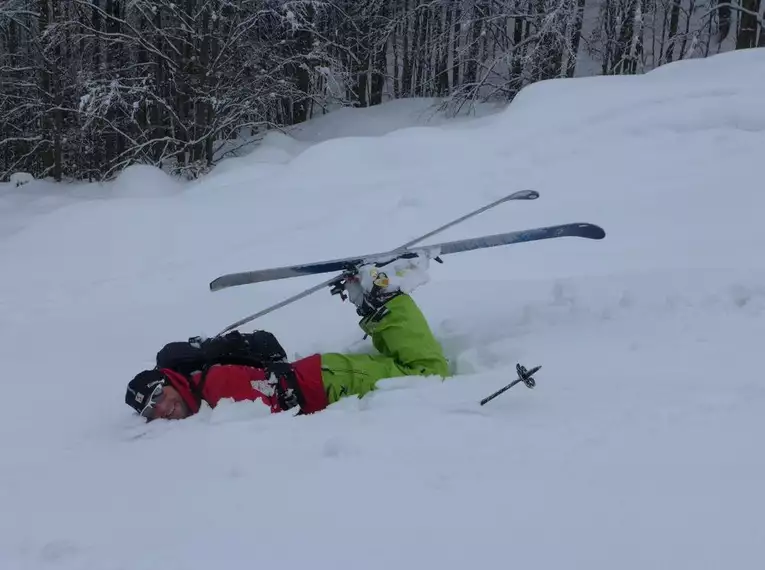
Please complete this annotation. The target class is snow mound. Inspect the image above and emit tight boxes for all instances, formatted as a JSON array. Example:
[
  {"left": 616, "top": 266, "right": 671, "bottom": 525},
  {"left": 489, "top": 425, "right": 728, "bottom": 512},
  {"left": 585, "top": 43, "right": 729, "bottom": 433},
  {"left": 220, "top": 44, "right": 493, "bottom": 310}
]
[
  {"left": 287, "top": 98, "right": 502, "bottom": 143},
  {"left": 9, "top": 172, "right": 35, "bottom": 187},
  {"left": 248, "top": 131, "right": 308, "bottom": 163},
  {"left": 499, "top": 49, "right": 765, "bottom": 140},
  {"left": 111, "top": 164, "right": 183, "bottom": 197}
]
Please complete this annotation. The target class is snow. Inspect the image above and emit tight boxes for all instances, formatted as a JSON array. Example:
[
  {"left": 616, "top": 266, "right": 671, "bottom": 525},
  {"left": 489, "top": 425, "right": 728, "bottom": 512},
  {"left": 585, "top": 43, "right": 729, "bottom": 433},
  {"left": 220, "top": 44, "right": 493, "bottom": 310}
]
[
  {"left": 2, "top": 48, "right": 765, "bottom": 569},
  {"left": 110, "top": 164, "right": 183, "bottom": 198},
  {"left": 9, "top": 172, "right": 34, "bottom": 188}
]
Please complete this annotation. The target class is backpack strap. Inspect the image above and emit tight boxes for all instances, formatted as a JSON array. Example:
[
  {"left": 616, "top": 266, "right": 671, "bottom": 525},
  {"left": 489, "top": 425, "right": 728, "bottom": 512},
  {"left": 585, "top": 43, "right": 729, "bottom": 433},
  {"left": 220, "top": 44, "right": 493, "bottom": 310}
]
[
  {"left": 266, "top": 361, "right": 306, "bottom": 412},
  {"left": 182, "top": 364, "right": 213, "bottom": 410}
]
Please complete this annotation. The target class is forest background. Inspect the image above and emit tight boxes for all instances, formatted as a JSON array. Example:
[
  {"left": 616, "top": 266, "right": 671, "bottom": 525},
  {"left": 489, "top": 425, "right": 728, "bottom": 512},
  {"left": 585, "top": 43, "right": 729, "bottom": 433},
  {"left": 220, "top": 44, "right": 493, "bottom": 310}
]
[{"left": 0, "top": 0, "right": 761, "bottom": 182}]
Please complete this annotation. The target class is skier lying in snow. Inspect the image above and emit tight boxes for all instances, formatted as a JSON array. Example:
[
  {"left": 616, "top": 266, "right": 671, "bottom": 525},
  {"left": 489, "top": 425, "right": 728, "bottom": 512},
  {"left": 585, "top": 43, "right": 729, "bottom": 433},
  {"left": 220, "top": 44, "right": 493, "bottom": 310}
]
[{"left": 125, "top": 256, "right": 450, "bottom": 421}]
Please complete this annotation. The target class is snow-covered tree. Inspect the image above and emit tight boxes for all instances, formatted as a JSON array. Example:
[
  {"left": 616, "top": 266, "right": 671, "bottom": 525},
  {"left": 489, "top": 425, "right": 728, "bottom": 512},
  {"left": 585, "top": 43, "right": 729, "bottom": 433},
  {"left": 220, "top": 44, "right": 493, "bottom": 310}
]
[{"left": 0, "top": 0, "right": 761, "bottom": 181}]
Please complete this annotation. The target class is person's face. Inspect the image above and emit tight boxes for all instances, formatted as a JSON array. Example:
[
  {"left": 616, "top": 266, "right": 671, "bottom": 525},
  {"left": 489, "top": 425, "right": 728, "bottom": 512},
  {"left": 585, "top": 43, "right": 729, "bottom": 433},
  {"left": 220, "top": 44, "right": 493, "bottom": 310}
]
[{"left": 142, "top": 385, "right": 191, "bottom": 421}]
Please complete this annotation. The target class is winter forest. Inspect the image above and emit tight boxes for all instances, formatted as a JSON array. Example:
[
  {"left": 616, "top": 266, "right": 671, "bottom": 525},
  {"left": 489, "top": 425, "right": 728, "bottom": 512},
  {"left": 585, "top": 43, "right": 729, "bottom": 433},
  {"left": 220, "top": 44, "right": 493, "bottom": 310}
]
[{"left": 0, "top": 0, "right": 761, "bottom": 182}]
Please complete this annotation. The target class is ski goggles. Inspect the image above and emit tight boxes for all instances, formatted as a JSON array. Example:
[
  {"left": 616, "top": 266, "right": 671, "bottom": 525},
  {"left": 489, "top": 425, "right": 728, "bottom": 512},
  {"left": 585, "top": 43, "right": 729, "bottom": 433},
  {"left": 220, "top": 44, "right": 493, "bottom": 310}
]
[{"left": 139, "top": 382, "right": 167, "bottom": 421}]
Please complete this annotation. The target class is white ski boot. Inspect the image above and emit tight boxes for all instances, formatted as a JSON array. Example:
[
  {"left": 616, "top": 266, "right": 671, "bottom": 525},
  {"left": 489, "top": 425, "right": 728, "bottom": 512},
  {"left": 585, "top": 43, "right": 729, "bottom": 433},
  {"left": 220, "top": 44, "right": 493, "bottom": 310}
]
[{"left": 338, "top": 253, "right": 431, "bottom": 318}]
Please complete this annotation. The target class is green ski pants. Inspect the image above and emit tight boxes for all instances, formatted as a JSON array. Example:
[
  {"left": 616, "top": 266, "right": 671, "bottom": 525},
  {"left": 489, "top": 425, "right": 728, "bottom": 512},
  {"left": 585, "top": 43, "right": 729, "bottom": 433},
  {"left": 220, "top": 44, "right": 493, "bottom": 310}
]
[{"left": 320, "top": 294, "right": 450, "bottom": 404}]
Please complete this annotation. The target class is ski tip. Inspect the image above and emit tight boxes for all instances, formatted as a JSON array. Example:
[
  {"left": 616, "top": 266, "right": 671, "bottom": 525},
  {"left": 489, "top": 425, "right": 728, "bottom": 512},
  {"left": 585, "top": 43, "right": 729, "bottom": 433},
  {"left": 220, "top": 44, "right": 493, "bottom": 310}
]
[
  {"left": 209, "top": 278, "right": 231, "bottom": 292},
  {"left": 510, "top": 189, "right": 539, "bottom": 200},
  {"left": 579, "top": 223, "right": 606, "bottom": 239}
]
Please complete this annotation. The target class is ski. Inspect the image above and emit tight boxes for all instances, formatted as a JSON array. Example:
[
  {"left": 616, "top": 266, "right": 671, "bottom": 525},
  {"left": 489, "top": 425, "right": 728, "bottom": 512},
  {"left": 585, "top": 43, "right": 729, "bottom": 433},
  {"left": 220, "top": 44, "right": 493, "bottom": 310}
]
[
  {"left": 211, "top": 189, "right": 543, "bottom": 334},
  {"left": 210, "top": 190, "right": 607, "bottom": 335},
  {"left": 210, "top": 222, "right": 605, "bottom": 292},
  {"left": 210, "top": 189, "right": 538, "bottom": 293}
]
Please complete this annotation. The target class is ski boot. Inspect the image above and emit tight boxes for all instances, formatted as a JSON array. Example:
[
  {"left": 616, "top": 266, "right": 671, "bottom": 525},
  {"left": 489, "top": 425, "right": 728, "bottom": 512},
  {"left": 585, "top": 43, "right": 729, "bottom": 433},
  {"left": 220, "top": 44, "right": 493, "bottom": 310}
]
[{"left": 331, "top": 253, "right": 431, "bottom": 319}]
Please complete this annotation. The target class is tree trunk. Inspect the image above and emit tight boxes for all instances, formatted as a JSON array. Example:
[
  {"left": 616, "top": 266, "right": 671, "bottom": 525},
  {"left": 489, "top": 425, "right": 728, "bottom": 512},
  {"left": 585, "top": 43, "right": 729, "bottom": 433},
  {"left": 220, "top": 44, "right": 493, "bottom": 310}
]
[
  {"left": 392, "top": 4, "right": 401, "bottom": 98},
  {"left": 370, "top": 3, "right": 387, "bottom": 107},
  {"left": 567, "top": 0, "right": 587, "bottom": 77},
  {"left": 452, "top": 3, "right": 461, "bottom": 93},
  {"left": 436, "top": 3, "right": 450, "bottom": 95},
  {"left": 38, "top": 0, "right": 56, "bottom": 177},
  {"left": 402, "top": 0, "right": 413, "bottom": 96},
  {"left": 736, "top": 0, "right": 762, "bottom": 49},
  {"left": 416, "top": 6, "right": 431, "bottom": 95},
  {"left": 665, "top": 0, "right": 682, "bottom": 63}
]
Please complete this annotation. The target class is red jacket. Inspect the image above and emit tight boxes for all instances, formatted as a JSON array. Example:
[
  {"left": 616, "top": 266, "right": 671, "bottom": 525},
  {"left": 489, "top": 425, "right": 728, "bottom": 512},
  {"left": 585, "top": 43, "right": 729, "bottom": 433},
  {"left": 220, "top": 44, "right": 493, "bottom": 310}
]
[{"left": 162, "top": 354, "right": 329, "bottom": 415}]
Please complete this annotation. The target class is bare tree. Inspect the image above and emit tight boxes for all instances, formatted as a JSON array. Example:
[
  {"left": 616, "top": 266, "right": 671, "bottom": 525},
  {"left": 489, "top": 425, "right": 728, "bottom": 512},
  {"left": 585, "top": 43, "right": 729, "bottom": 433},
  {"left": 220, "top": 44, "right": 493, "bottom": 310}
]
[{"left": 1, "top": 0, "right": 349, "bottom": 181}]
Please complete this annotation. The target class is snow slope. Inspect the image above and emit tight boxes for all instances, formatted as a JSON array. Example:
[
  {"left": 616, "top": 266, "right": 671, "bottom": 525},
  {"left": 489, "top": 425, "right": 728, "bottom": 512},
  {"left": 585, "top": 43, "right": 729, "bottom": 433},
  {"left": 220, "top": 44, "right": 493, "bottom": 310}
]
[{"left": 1, "top": 48, "right": 765, "bottom": 570}]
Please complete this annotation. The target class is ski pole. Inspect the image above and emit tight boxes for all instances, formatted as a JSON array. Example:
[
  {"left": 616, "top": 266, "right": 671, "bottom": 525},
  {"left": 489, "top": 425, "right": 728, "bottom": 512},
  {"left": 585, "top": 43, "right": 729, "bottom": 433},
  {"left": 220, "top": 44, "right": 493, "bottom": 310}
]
[{"left": 480, "top": 363, "right": 539, "bottom": 406}]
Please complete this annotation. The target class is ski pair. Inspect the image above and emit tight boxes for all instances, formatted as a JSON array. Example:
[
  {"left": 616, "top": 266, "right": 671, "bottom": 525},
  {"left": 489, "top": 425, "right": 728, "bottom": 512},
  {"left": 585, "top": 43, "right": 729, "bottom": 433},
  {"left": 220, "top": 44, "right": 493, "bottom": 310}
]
[{"left": 211, "top": 190, "right": 606, "bottom": 335}]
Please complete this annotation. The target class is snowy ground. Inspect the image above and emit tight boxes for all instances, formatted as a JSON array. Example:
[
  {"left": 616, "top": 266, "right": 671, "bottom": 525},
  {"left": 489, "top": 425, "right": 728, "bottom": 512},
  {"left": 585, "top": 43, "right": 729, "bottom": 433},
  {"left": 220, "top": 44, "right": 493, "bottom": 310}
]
[{"left": 1, "top": 49, "right": 764, "bottom": 570}]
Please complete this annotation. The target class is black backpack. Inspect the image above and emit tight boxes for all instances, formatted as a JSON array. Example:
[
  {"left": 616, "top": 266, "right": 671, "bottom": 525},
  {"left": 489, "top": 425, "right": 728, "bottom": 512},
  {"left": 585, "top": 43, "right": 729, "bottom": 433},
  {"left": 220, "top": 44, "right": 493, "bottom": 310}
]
[
  {"left": 154, "top": 330, "right": 303, "bottom": 411},
  {"left": 155, "top": 330, "right": 288, "bottom": 376}
]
